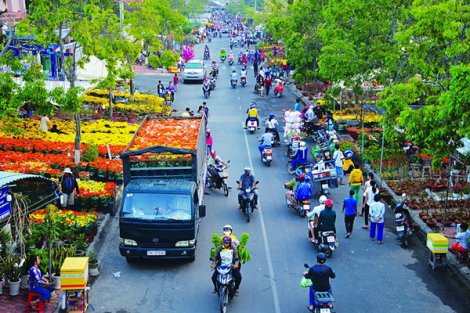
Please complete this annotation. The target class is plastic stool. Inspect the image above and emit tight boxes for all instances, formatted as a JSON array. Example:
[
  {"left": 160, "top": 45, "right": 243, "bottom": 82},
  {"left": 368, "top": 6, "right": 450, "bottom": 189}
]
[{"left": 26, "top": 291, "right": 45, "bottom": 313}]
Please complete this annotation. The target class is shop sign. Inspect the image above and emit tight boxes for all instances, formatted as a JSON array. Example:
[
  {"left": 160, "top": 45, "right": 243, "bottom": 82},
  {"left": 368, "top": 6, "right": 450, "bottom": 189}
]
[{"left": 0, "top": 186, "right": 12, "bottom": 222}]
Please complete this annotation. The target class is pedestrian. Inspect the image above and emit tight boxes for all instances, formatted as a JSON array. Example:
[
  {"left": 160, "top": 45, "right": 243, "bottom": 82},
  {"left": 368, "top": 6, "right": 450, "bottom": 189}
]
[
  {"left": 253, "top": 61, "right": 259, "bottom": 77},
  {"left": 167, "top": 82, "right": 175, "bottom": 102},
  {"left": 343, "top": 189, "right": 358, "bottom": 238},
  {"left": 332, "top": 144, "right": 345, "bottom": 185},
  {"left": 157, "top": 80, "right": 165, "bottom": 98},
  {"left": 348, "top": 165, "right": 364, "bottom": 201},
  {"left": 39, "top": 115, "right": 51, "bottom": 132},
  {"left": 206, "top": 128, "right": 213, "bottom": 155},
  {"left": 361, "top": 172, "right": 374, "bottom": 216},
  {"left": 60, "top": 168, "right": 80, "bottom": 210},
  {"left": 173, "top": 73, "right": 179, "bottom": 92},
  {"left": 264, "top": 76, "right": 272, "bottom": 96},
  {"left": 362, "top": 179, "right": 378, "bottom": 229},
  {"left": 49, "top": 124, "right": 66, "bottom": 134},
  {"left": 369, "top": 194, "right": 385, "bottom": 244},
  {"left": 202, "top": 101, "right": 209, "bottom": 123},
  {"left": 294, "top": 98, "right": 301, "bottom": 112}
]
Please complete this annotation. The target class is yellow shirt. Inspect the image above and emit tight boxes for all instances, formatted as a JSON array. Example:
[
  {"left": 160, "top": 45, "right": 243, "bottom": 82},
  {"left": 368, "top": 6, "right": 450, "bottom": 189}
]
[
  {"left": 349, "top": 168, "right": 364, "bottom": 185},
  {"left": 248, "top": 108, "right": 258, "bottom": 117},
  {"left": 342, "top": 158, "right": 354, "bottom": 171}
]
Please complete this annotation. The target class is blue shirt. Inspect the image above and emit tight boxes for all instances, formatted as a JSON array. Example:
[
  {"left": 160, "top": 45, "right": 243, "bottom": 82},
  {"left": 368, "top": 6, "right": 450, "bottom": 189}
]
[
  {"left": 295, "top": 148, "right": 309, "bottom": 162},
  {"left": 343, "top": 196, "right": 357, "bottom": 215},
  {"left": 296, "top": 182, "right": 312, "bottom": 200},
  {"left": 239, "top": 174, "right": 255, "bottom": 189},
  {"left": 294, "top": 102, "right": 300, "bottom": 112}
]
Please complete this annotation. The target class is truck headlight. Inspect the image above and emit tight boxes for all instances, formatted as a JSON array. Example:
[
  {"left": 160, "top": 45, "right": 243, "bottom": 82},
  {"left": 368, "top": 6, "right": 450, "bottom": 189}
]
[
  {"left": 120, "top": 238, "right": 138, "bottom": 246},
  {"left": 175, "top": 239, "right": 196, "bottom": 247}
]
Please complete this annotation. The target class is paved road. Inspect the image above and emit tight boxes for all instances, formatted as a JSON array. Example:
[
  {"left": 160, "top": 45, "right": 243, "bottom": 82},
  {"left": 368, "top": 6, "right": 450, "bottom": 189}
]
[{"left": 89, "top": 36, "right": 469, "bottom": 313}]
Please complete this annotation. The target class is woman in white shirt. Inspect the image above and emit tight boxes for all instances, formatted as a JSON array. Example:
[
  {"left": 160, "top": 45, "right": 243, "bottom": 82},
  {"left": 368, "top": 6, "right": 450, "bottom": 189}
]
[
  {"left": 369, "top": 193, "right": 385, "bottom": 244},
  {"left": 361, "top": 172, "right": 374, "bottom": 216},
  {"left": 40, "top": 115, "right": 51, "bottom": 132},
  {"left": 362, "top": 179, "right": 378, "bottom": 229}
]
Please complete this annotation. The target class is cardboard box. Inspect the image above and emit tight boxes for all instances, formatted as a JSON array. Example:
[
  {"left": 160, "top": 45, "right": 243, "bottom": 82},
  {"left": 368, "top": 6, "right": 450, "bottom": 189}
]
[
  {"left": 61, "top": 257, "right": 89, "bottom": 290},
  {"left": 426, "top": 233, "right": 448, "bottom": 254}
]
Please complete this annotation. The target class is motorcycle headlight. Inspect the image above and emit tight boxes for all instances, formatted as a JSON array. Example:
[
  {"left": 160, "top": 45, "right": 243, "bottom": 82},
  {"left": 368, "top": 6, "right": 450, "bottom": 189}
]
[{"left": 120, "top": 238, "right": 138, "bottom": 246}]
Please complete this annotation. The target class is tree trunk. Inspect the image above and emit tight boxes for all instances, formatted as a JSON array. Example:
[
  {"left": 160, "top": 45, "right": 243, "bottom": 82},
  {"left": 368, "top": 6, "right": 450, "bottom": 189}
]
[{"left": 108, "top": 87, "right": 114, "bottom": 120}]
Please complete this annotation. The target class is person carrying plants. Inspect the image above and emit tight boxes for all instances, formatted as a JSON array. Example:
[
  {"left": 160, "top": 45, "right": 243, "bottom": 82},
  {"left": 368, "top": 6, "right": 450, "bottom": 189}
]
[
  {"left": 28, "top": 255, "right": 56, "bottom": 310},
  {"left": 210, "top": 236, "right": 242, "bottom": 296},
  {"left": 348, "top": 165, "right": 364, "bottom": 202},
  {"left": 60, "top": 168, "right": 80, "bottom": 210}
]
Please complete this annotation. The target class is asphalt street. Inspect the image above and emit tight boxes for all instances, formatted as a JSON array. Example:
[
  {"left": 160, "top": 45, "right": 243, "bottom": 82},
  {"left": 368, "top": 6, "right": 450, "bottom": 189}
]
[{"left": 89, "top": 36, "right": 470, "bottom": 313}]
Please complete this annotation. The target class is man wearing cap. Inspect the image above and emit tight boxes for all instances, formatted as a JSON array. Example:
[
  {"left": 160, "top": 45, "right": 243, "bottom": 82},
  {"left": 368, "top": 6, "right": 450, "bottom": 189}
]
[
  {"left": 318, "top": 199, "right": 336, "bottom": 234},
  {"left": 60, "top": 168, "right": 80, "bottom": 209}
]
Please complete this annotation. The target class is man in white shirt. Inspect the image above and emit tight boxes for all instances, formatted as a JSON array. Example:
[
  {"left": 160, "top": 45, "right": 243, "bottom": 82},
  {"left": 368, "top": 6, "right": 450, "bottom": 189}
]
[
  {"left": 307, "top": 195, "right": 327, "bottom": 243},
  {"left": 332, "top": 143, "right": 345, "bottom": 185}
]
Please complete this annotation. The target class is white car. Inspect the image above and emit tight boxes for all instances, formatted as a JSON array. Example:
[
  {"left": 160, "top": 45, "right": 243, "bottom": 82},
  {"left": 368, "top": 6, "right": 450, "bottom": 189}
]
[{"left": 182, "top": 59, "right": 206, "bottom": 83}]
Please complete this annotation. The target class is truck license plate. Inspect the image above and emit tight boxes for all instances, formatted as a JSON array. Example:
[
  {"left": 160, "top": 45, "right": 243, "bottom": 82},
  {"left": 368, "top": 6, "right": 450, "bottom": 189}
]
[
  {"left": 396, "top": 225, "right": 405, "bottom": 232},
  {"left": 147, "top": 250, "right": 166, "bottom": 256}
]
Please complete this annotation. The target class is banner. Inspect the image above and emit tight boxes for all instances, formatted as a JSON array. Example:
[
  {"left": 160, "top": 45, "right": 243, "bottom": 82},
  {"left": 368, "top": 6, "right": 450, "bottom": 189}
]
[{"left": 0, "top": 186, "right": 11, "bottom": 222}]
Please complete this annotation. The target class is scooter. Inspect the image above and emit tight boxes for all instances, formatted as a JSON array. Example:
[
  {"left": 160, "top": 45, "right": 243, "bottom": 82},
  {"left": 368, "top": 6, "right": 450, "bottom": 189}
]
[
  {"left": 261, "top": 145, "right": 273, "bottom": 167},
  {"left": 215, "top": 264, "right": 235, "bottom": 313},
  {"left": 237, "top": 181, "right": 258, "bottom": 223},
  {"left": 246, "top": 118, "right": 258, "bottom": 134},
  {"left": 209, "top": 77, "right": 217, "bottom": 91},
  {"left": 204, "top": 51, "right": 210, "bottom": 60},
  {"left": 273, "top": 84, "right": 284, "bottom": 97},
  {"left": 285, "top": 191, "right": 310, "bottom": 218},
  {"left": 228, "top": 59, "right": 234, "bottom": 66},
  {"left": 303, "top": 263, "right": 335, "bottom": 313},
  {"left": 240, "top": 77, "right": 247, "bottom": 87},
  {"left": 207, "top": 162, "right": 230, "bottom": 196},
  {"left": 314, "top": 230, "right": 338, "bottom": 258},
  {"left": 230, "top": 79, "right": 237, "bottom": 89},
  {"left": 220, "top": 56, "right": 226, "bottom": 63},
  {"left": 203, "top": 83, "right": 211, "bottom": 99},
  {"left": 393, "top": 193, "right": 413, "bottom": 248}
]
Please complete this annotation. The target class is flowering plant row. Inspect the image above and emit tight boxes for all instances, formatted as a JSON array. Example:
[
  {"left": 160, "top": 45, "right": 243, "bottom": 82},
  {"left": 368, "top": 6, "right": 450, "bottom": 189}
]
[
  {"left": 332, "top": 108, "right": 383, "bottom": 124},
  {"left": 30, "top": 207, "right": 98, "bottom": 228}
]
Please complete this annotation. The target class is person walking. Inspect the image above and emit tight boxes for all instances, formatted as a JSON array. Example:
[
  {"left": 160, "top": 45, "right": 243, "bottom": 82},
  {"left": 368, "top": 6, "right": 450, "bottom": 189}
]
[
  {"left": 343, "top": 189, "right": 358, "bottom": 238},
  {"left": 173, "top": 73, "right": 179, "bottom": 92},
  {"left": 264, "top": 76, "right": 272, "bottom": 96},
  {"left": 157, "top": 80, "right": 165, "bottom": 98},
  {"left": 332, "top": 144, "right": 345, "bottom": 185},
  {"left": 60, "top": 168, "right": 80, "bottom": 210},
  {"left": 206, "top": 128, "right": 213, "bottom": 155},
  {"left": 348, "top": 165, "right": 364, "bottom": 201},
  {"left": 369, "top": 194, "right": 385, "bottom": 244},
  {"left": 361, "top": 172, "right": 374, "bottom": 216},
  {"left": 362, "top": 180, "right": 378, "bottom": 229},
  {"left": 39, "top": 115, "right": 51, "bottom": 132}
]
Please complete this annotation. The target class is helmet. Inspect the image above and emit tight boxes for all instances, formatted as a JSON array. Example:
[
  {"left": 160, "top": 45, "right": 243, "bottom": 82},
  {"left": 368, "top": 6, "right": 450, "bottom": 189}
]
[
  {"left": 322, "top": 190, "right": 330, "bottom": 197},
  {"left": 222, "top": 236, "right": 232, "bottom": 244},
  {"left": 294, "top": 135, "right": 301, "bottom": 140},
  {"left": 210, "top": 150, "right": 216, "bottom": 157},
  {"left": 344, "top": 149, "right": 354, "bottom": 159},
  {"left": 300, "top": 141, "right": 306, "bottom": 148},
  {"left": 251, "top": 101, "right": 256, "bottom": 105},
  {"left": 325, "top": 199, "right": 334, "bottom": 207},
  {"left": 250, "top": 104, "right": 256, "bottom": 108},
  {"left": 269, "top": 113, "right": 275, "bottom": 118},
  {"left": 223, "top": 225, "right": 233, "bottom": 231},
  {"left": 319, "top": 195, "right": 327, "bottom": 204},
  {"left": 317, "top": 253, "right": 326, "bottom": 264},
  {"left": 206, "top": 128, "right": 211, "bottom": 133},
  {"left": 298, "top": 173, "right": 305, "bottom": 181},
  {"left": 244, "top": 166, "right": 251, "bottom": 173}
]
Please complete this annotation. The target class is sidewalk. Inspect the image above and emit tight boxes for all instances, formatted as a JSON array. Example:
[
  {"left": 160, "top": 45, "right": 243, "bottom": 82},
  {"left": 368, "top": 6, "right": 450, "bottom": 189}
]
[{"left": 0, "top": 289, "right": 58, "bottom": 313}]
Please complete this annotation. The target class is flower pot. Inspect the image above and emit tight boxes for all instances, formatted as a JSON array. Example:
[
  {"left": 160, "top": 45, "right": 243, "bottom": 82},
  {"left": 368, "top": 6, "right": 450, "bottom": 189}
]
[
  {"left": 89, "top": 261, "right": 100, "bottom": 277},
  {"left": 464, "top": 194, "right": 470, "bottom": 200},
  {"left": 0, "top": 278, "right": 4, "bottom": 295},
  {"left": 20, "top": 274, "right": 29, "bottom": 289},
  {"left": 452, "top": 193, "right": 460, "bottom": 199},
  {"left": 75, "top": 250, "right": 86, "bottom": 257},
  {"left": 8, "top": 279, "right": 20, "bottom": 296},
  {"left": 52, "top": 274, "right": 61, "bottom": 290}
]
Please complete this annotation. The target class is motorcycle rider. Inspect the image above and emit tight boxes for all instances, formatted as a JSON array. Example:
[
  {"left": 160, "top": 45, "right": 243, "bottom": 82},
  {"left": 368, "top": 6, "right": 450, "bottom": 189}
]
[
  {"left": 228, "top": 50, "right": 235, "bottom": 62},
  {"left": 285, "top": 172, "right": 305, "bottom": 205},
  {"left": 265, "top": 113, "right": 280, "bottom": 143},
  {"left": 304, "top": 253, "right": 336, "bottom": 312},
  {"left": 209, "top": 150, "right": 227, "bottom": 167},
  {"left": 237, "top": 167, "right": 258, "bottom": 210},
  {"left": 202, "top": 80, "right": 211, "bottom": 96},
  {"left": 245, "top": 102, "right": 259, "bottom": 128},
  {"left": 240, "top": 66, "right": 247, "bottom": 82},
  {"left": 220, "top": 48, "right": 227, "bottom": 60},
  {"left": 296, "top": 176, "right": 312, "bottom": 203},
  {"left": 221, "top": 225, "right": 239, "bottom": 247},
  {"left": 204, "top": 45, "right": 210, "bottom": 58},
  {"left": 230, "top": 70, "right": 238, "bottom": 84},
  {"left": 318, "top": 199, "right": 337, "bottom": 235},
  {"left": 211, "top": 236, "right": 242, "bottom": 296},
  {"left": 210, "top": 61, "right": 219, "bottom": 77},
  {"left": 290, "top": 141, "right": 309, "bottom": 170},
  {"left": 307, "top": 195, "right": 328, "bottom": 243},
  {"left": 258, "top": 130, "right": 274, "bottom": 155}
]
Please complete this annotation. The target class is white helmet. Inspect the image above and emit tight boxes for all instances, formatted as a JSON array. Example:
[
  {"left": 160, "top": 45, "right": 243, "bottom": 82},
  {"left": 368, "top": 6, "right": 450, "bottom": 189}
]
[
  {"left": 319, "top": 195, "right": 327, "bottom": 204},
  {"left": 223, "top": 224, "right": 233, "bottom": 231},
  {"left": 300, "top": 141, "right": 306, "bottom": 148}
]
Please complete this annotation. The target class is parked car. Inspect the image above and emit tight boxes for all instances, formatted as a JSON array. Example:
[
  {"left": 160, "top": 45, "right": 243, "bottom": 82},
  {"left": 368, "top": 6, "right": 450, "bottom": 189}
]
[{"left": 182, "top": 59, "right": 206, "bottom": 83}]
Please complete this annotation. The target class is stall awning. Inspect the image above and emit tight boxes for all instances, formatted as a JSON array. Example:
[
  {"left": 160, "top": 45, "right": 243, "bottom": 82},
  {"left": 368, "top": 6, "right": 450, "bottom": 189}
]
[{"left": 0, "top": 172, "right": 44, "bottom": 187}]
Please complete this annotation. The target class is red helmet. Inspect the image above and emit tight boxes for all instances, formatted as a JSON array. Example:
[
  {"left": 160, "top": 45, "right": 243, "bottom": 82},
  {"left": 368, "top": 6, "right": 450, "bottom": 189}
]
[
  {"left": 297, "top": 173, "right": 306, "bottom": 181},
  {"left": 325, "top": 199, "right": 334, "bottom": 207},
  {"left": 294, "top": 135, "right": 301, "bottom": 140},
  {"left": 210, "top": 150, "right": 216, "bottom": 157}
]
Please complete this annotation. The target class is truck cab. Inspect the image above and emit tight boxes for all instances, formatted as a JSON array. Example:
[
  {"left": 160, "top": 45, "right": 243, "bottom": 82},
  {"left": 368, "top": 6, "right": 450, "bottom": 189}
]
[{"left": 119, "top": 179, "right": 205, "bottom": 262}]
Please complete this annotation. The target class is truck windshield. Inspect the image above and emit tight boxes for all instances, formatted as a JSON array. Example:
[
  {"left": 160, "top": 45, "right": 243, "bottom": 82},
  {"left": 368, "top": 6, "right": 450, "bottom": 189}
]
[{"left": 122, "top": 193, "right": 192, "bottom": 221}]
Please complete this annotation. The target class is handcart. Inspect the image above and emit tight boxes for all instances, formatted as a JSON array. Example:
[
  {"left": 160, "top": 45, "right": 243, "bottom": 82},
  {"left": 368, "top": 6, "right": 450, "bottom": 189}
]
[
  {"left": 308, "top": 160, "right": 338, "bottom": 197},
  {"left": 426, "top": 233, "right": 448, "bottom": 270}
]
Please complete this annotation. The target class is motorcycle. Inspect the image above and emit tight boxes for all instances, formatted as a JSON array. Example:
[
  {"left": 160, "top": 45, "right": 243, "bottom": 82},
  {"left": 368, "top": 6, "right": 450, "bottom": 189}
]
[
  {"left": 228, "top": 59, "right": 234, "bottom": 66},
  {"left": 237, "top": 181, "right": 258, "bottom": 223},
  {"left": 204, "top": 51, "right": 210, "bottom": 60},
  {"left": 273, "top": 84, "right": 284, "bottom": 97},
  {"left": 209, "top": 77, "right": 217, "bottom": 91},
  {"left": 203, "top": 84, "right": 211, "bottom": 99},
  {"left": 286, "top": 157, "right": 310, "bottom": 175},
  {"left": 261, "top": 145, "right": 273, "bottom": 167},
  {"left": 216, "top": 264, "right": 235, "bottom": 313},
  {"left": 230, "top": 79, "right": 237, "bottom": 89},
  {"left": 246, "top": 118, "right": 258, "bottom": 134},
  {"left": 210, "top": 68, "right": 219, "bottom": 79},
  {"left": 393, "top": 194, "right": 413, "bottom": 247},
  {"left": 303, "top": 263, "right": 335, "bottom": 313},
  {"left": 240, "top": 77, "right": 247, "bottom": 87},
  {"left": 207, "top": 162, "right": 230, "bottom": 196},
  {"left": 220, "top": 56, "right": 226, "bottom": 63},
  {"left": 314, "top": 230, "right": 338, "bottom": 258},
  {"left": 285, "top": 189, "right": 310, "bottom": 217}
]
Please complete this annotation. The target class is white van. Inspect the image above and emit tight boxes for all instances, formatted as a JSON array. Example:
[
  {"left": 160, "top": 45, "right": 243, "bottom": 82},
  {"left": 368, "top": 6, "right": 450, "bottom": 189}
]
[{"left": 182, "top": 59, "right": 206, "bottom": 83}]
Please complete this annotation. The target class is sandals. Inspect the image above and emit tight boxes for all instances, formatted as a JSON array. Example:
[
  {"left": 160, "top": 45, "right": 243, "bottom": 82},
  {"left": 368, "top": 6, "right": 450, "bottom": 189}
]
[
  {"left": 234, "top": 290, "right": 240, "bottom": 296},
  {"left": 307, "top": 305, "right": 314, "bottom": 312}
]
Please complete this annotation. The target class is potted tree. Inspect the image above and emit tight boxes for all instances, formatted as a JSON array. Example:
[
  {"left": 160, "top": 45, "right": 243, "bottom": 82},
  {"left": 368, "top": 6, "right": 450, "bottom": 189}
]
[
  {"left": 88, "top": 251, "right": 100, "bottom": 277},
  {"left": 51, "top": 246, "right": 76, "bottom": 290},
  {"left": 1, "top": 255, "right": 23, "bottom": 296},
  {"left": 462, "top": 185, "right": 470, "bottom": 200}
]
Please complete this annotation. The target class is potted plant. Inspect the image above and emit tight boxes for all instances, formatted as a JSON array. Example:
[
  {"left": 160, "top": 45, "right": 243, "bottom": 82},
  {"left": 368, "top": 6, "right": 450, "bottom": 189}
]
[
  {"left": 452, "top": 185, "right": 463, "bottom": 199},
  {"left": 0, "top": 258, "right": 4, "bottom": 296},
  {"left": 88, "top": 251, "right": 100, "bottom": 277},
  {"left": 1, "top": 255, "right": 23, "bottom": 296},
  {"left": 50, "top": 245, "right": 76, "bottom": 290},
  {"left": 462, "top": 185, "right": 470, "bottom": 200}
]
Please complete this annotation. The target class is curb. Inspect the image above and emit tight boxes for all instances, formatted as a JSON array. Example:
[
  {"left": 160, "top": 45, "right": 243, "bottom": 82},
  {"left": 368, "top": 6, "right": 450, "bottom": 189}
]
[{"left": 364, "top": 164, "right": 470, "bottom": 289}]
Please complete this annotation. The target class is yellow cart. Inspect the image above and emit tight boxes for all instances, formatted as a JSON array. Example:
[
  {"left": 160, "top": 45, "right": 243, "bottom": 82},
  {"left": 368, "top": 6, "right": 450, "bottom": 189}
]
[
  {"left": 426, "top": 233, "right": 448, "bottom": 270},
  {"left": 61, "top": 257, "right": 89, "bottom": 312}
]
